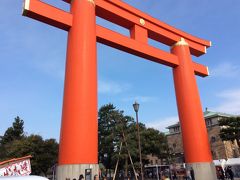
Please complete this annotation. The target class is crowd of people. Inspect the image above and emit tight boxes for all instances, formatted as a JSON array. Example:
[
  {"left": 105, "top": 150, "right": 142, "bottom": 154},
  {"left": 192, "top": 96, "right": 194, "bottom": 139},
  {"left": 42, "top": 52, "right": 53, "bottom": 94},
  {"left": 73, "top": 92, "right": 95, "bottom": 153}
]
[
  {"left": 216, "top": 166, "right": 234, "bottom": 180},
  {"left": 98, "top": 165, "right": 236, "bottom": 180}
]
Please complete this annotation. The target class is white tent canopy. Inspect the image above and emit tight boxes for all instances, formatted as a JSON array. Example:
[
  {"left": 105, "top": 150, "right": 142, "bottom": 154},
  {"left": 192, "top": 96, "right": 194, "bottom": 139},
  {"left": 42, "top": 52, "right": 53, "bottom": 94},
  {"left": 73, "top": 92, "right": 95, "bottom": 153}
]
[
  {"left": 213, "top": 159, "right": 226, "bottom": 167},
  {"left": 226, "top": 158, "right": 240, "bottom": 166}
]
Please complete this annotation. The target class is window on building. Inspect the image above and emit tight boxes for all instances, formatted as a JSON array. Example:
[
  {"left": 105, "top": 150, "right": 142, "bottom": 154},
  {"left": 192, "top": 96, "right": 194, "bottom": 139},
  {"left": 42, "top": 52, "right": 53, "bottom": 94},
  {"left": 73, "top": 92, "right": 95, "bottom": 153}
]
[
  {"left": 206, "top": 119, "right": 212, "bottom": 127},
  {"left": 173, "top": 126, "right": 180, "bottom": 132}
]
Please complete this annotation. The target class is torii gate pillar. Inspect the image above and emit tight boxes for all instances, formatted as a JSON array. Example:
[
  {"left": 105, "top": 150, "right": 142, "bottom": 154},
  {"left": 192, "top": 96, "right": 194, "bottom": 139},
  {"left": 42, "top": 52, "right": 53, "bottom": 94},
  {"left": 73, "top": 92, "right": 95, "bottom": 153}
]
[
  {"left": 171, "top": 39, "right": 216, "bottom": 179},
  {"left": 22, "top": 0, "right": 217, "bottom": 179},
  {"left": 57, "top": 0, "right": 98, "bottom": 179}
]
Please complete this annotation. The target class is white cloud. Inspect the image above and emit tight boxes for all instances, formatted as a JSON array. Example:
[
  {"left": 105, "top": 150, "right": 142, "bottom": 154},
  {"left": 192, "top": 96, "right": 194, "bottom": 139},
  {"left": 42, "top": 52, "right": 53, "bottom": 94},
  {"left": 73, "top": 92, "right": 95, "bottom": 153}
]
[
  {"left": 210, "top": 62, "right": 240, "bottom": 78},
  {"left": 121, "top": 96, "right": 156, "bottom": 103},
  {"left": 214, "top": 88, "right": 240, "bottom": 115},
  {"left": 146, "top": 116, "right": 179, "bottom": 133},
  {"left": 34, "top": 57, "right": 65, "bottom": 80},
  {"left": 98, "top": 80, "right": 130, "bottom": 94}
]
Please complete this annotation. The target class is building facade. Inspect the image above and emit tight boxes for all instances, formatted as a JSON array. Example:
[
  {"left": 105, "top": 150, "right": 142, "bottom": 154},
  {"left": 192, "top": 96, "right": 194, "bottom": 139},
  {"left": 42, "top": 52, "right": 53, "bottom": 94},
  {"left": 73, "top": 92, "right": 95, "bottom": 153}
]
[{"left": 166, "top": 109, "right": 239, "bottom": 163}]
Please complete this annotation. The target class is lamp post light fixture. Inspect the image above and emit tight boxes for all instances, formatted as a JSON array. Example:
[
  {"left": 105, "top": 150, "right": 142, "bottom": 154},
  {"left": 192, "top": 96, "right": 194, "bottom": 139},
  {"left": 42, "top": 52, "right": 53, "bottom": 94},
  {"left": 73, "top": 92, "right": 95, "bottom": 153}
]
[{"left": 133, "top": 101, "right": 144, "bottom": 180}]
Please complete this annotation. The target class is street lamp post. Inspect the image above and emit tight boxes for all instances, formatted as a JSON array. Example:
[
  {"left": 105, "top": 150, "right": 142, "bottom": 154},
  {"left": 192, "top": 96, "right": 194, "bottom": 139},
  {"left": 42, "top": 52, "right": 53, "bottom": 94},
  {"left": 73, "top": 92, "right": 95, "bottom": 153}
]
[{"left": 133, "top": 101, "right": 144, "bottom": 180}]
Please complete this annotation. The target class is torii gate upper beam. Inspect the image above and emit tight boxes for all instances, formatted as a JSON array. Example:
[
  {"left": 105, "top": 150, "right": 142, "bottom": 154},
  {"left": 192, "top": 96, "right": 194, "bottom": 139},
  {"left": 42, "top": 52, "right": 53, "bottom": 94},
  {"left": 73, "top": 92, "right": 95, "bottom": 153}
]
[
  {"left": 22, "top": 0, "right": 216, "bottom": 179},
  {"left": 64, "top": 0, "right": 211, "bottom": 56},
  {"left": 23, "top": 0, "right": 209, "bottom": 77}
]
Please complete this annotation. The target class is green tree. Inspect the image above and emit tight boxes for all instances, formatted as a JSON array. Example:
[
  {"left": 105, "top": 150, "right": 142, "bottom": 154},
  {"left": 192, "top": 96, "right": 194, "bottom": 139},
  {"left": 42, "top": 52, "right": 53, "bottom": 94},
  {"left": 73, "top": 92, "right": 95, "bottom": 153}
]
[
  {"left": 0, "top": 116, "right": 24, "bottom": 145},
  {"left": 98, "top": 104, "right": 117, "bottom": 170},
  {"left": 98, "top": 104, "right": 169, "bottom": 177},
  {"left": 0, "top": 116, "right": 25, "bottom": 159},
  {"left": 141, "top": 127, "right": 169, "bottom": 163},
  {"left": 0, "top": 117, "right": 58, "bottom": 176},
  {"left": 219, "top": 116, "right": 240, "bottom": 148},
  {"left": 112, "top": 115, "right": 137, "bottom": 177},
  {"left": 98, "top": 104, "right": 136, "bottom": 176},
  {"left": 3, "top": 135, "right": 58, "bottom": 176}
]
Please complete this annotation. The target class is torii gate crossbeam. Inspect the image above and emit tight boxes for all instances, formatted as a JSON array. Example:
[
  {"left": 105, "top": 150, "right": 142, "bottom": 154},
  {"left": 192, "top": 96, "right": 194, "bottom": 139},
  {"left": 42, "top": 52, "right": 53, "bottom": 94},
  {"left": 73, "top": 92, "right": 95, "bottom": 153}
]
[{"left": 22, "top": 0, "right": 217, "bottom": 179}]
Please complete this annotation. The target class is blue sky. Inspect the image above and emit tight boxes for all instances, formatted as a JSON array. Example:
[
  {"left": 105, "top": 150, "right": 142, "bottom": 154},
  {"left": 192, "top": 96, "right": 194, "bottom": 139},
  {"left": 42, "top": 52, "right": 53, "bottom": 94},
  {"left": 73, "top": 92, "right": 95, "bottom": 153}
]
[{"left": 0, "top": 0, "right": 240, "bottom": 140}]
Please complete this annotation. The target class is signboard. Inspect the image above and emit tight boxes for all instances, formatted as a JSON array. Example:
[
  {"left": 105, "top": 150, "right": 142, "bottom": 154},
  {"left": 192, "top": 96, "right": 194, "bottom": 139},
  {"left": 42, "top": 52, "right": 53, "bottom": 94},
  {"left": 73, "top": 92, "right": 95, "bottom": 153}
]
[{"left": 0, "top": 159, "right": 31, "bottom": 176}]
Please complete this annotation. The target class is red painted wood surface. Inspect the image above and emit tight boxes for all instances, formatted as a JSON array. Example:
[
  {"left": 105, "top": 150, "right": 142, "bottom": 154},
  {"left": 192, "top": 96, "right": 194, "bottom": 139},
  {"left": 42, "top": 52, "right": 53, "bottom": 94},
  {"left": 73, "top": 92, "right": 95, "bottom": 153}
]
[
  {"left": 22, "top": 0, "right": 212, "bottom": 165},
  {"left": 171, "top": 40, "right": 212, "bottom": 163}
]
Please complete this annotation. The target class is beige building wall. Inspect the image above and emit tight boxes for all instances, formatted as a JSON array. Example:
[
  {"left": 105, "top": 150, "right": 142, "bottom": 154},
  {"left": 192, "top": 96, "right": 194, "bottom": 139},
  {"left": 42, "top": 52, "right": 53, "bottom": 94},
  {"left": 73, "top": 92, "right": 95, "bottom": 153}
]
[
  {"left": 207, "top": 125, "right": 227, "bottom": 160},
  {"left": 167, "top": 133, "right": 183, "bottom": 154},
  {"left": 146, "top": 110, "right": 239, "bottom": 165},
  {"left": 165, "top": 110, "right": 239, "bottom": 164}
]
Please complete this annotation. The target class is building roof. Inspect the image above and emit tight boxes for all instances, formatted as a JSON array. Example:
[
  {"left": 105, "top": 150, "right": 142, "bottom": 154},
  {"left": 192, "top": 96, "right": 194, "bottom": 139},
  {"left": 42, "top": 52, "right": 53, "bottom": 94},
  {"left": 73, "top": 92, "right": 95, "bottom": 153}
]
[
  {"left": 163, "top": 131, "right": 170, "bottom": 135},
  {"left": 166, "top": 122, "right": 180, "bottom": 129},
  {"left": 166, "top": 109, "right": 235, "bottom": 129},
  {"left": 0, "top": 155, "right": 32, "bottom": 166},
  {"left": 226, "top": 158, "right": 240, "bottom": 165},
  {"left": 203, "top": 109, "right": 233, "bottom": 119}
]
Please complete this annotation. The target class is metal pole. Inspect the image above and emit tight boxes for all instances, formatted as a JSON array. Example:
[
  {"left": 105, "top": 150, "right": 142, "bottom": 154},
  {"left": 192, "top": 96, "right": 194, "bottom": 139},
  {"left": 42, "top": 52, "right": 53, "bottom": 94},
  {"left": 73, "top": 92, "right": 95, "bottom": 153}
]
[
  {"left": 53, "top": 168, "right": 55, "bottom": 180},
  {"left": 135, "top": 111, "right": 144, "bottom": 180},
  {"left": 156, "top": 165, "right": 159, "bottom": 180}
]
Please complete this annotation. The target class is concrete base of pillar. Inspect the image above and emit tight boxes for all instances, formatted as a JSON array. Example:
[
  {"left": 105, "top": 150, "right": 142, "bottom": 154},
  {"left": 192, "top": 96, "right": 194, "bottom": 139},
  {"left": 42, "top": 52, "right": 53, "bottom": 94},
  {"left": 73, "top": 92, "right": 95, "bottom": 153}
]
[
  {"left": 187, "top": 162, "right": 217, "bottom": 180},
  {"left": 57, "top": 164, "right": 99, "bottom": 180}
]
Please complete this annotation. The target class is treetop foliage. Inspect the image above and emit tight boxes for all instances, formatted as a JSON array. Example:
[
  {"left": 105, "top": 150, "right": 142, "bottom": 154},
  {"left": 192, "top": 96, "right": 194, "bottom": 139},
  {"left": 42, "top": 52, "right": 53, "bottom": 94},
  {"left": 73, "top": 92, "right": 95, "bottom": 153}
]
[
  {"left": 0, "top": 117, "right": 58, "bottom": 176},
  {"left": 1, "top": 104, "right": 169, "bottom": 177},
  {"left": 0, "top": 116, "right": 24, "bottom": 145},
  {"left": 219, "top": 116, "right": 240, "bottom": 148},
  {"left": 98, "top": 103, "right": 169, "bottom": 174}
]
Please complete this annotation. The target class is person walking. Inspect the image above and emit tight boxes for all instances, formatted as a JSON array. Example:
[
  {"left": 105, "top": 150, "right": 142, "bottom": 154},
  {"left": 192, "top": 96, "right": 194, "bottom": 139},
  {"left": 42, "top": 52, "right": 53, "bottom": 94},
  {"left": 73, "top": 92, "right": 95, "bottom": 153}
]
[
  {"left": 226, "top": 166, "right": 234, "bottom": 180},
  {"left": 79, "top": 174, "right": 84, "bottom": 180},
  {"left": 161, "top": 174, "right": 170, "bottom": 180}
]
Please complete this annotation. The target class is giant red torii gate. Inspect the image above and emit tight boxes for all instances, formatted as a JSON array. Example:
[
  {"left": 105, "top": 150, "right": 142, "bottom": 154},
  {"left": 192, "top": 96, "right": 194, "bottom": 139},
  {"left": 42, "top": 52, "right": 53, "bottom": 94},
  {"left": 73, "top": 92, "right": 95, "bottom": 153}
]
[{"left": 22, "top": 0, "right": 216, "bottom": 179}]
